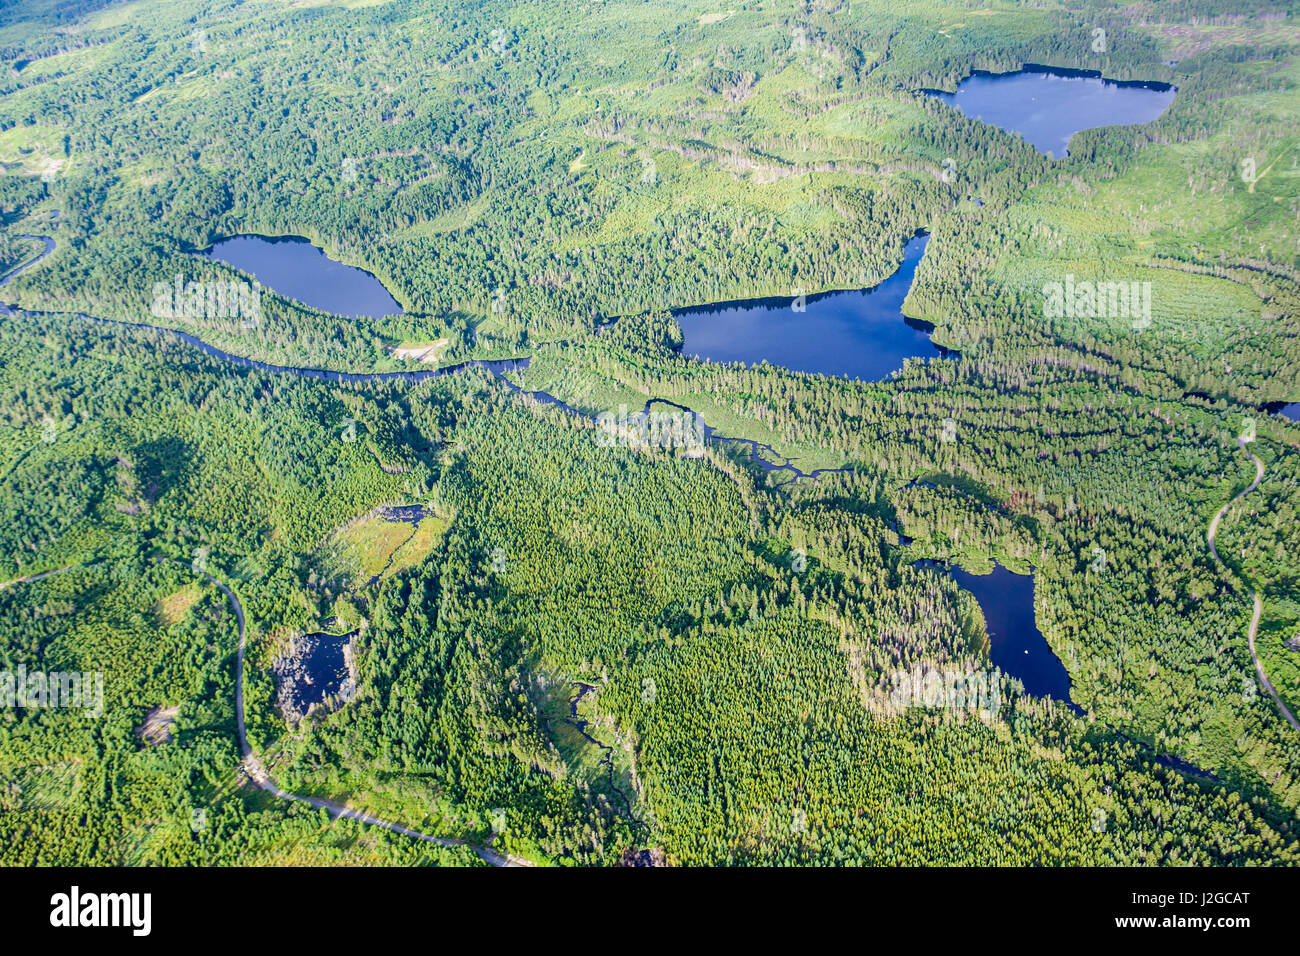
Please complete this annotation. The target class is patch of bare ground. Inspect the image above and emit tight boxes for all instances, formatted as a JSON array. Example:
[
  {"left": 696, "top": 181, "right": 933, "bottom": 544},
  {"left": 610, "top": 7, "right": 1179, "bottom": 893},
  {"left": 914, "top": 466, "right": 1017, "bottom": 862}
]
[
  {"left": 588, "top": 124, "right": 878, "bottom": 183},
  {"left": 391, "top": 338, "right": 449, "bottom": 363},
  {"left": 1134, "top": 13, "right": 1300, "bottom": 59},
  {"left": 619, "top": 847, "right": 667, "bottom": 866},
  {"left": 137, "top": 705, "right": 178, "bottom": 746}
]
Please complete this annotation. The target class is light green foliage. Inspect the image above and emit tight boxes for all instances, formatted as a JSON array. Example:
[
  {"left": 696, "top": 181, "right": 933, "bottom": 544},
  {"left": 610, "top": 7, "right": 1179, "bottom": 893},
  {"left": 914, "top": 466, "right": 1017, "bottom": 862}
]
[{"left": 1, "top": 0, "right": 1298, "bottom": 865}]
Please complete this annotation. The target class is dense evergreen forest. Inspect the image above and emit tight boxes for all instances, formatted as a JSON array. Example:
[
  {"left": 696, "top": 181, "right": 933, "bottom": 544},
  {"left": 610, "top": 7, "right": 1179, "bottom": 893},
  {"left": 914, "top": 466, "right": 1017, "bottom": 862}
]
[{"left": 0, "top": 0, "right": 1297, "bottom": 865}]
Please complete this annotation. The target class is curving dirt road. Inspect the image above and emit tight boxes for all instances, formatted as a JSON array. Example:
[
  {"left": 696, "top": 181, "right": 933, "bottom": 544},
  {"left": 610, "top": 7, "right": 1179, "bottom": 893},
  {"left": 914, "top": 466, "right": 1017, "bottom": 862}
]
[
  {"left": 7, "top": 560, "right": 528, "bottom": 866},
  {"left": 0, "top": 565, "right": 75, "bottom": 592},
  {"left": 1207, "top": 438, "right": 1300, "bottom": 735},
  {"left": 2, "top": 232, "right": 537, "bottom": 864},
  {"left": 199, "top": 568, "right": 531, "bottom": 866}
]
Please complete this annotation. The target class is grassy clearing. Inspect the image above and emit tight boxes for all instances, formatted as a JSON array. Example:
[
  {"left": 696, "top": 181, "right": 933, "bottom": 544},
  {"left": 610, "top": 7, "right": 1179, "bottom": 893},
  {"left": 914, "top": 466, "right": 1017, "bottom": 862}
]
[
  {"left": 324, "top": 508, "right": 446, "bottom": 586},
  {"left": 155, "top": 585, "right": 201, "bottom": 626},
  {"left": 326, "top": 512, "right": 417, "bottom": 585},
  {"left": 384, "top": 514, "right": 446, "bottom": 579}
]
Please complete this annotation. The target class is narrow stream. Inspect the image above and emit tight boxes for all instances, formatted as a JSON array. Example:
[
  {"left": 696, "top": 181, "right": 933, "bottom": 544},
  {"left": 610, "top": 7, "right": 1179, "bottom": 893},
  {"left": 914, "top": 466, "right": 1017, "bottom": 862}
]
[
  {"left": 568, "top": 682, "right": 645, "bottom": 828},
  {"left": 365, "top": 505, "right": 427, "bottom": 588}
]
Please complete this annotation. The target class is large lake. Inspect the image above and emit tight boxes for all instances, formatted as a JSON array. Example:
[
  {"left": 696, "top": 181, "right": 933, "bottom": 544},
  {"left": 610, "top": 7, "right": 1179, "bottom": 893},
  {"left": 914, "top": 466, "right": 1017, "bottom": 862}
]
[
  {"left": 927, "top": 66, "right": 1176, "bottom": 159},
  {"left": 206, "top": 234, "right": 403, "bottom": 318},
  {"left": 677, "top": 234, "right": 945, "bottom": 381}
]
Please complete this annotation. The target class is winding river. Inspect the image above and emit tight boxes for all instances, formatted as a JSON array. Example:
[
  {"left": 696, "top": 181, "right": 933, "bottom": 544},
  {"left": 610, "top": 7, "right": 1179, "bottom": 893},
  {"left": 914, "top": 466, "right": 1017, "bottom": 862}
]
[
  {"left": 0, "top": 235, "right": 55, "bottom": 286},
  {"left": 2, "top": 233, "right": 872, "bottom": 484},
  {"left": 5, "top": 215, "right": 1293, "bottom": 866},
  {"left": 567, "top": 682, "right": 645, "bottom": 828}
]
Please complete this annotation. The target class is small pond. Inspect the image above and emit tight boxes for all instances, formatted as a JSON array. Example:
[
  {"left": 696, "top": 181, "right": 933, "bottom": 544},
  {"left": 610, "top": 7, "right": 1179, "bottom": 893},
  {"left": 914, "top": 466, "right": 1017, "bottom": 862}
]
[
  {"left": 275, "top": 629, "right": 356, "bottom": 721},
  {"left": 919, "top": 560, "right": 1077, "bottom": 709}
]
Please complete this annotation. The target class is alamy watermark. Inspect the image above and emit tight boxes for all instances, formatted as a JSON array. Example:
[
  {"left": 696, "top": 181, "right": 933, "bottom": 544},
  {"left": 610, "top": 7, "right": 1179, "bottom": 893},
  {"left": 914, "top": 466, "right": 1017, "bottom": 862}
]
[
  {"left": 151, "top": 274, "right": 262, "bottom": 328},
  {"left": 2, "top": 665, "right": 103, "bottom": 717},
  {"left": 50, "top": 886, "right": 150, "bottom": 936},
  {"left": 881, "top": 664, "right": 1002, "bottom": 718},
  {"left": 1042, "top": 275, "right": 1151, "bottom": 331},
  {"left": 595, "top": 405, "right": 705, "bottom": 457}
]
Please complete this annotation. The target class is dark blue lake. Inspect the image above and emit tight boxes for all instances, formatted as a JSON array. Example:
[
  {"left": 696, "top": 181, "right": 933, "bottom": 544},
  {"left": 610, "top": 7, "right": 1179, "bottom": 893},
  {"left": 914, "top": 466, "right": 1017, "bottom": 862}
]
[
  {"left": 1275, "top": 403, "right": 1299, "bottom": 423},
  {"left": 927, "top": 66, "right": 1176, "bottom": 159},
  {"left": 206, "top": 235, "right": 403, "bottom": 318},
  {"left": 677, "top": 234, "right": 944, "bottom": 381},
  {"left": 947, "top": 563, "right": 1076, "bottom": 708}
]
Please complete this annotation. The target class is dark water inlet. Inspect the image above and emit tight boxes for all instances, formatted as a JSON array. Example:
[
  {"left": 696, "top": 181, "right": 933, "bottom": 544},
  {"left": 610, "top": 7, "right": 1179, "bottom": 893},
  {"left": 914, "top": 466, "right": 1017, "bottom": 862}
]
[
  {"left": 1270, "top": 402, "right": 1299, "bottom": 423},
  {"left": 915, "top": 559, "right": 1077, "bottom": 710},
  {"left": 278, "top": 629, "right": 355, "bottom": 717},
  {"left": 926, "top": 559, "right": 1228, "bottom": 780},
  {"left": 677, "top": 234, "right": 946, "bottom": 382},
  {"left": 948, "top": 563, "right": 1076, "bottom": 708}
]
